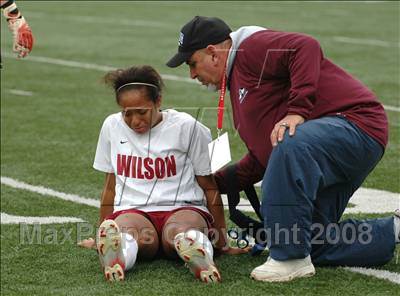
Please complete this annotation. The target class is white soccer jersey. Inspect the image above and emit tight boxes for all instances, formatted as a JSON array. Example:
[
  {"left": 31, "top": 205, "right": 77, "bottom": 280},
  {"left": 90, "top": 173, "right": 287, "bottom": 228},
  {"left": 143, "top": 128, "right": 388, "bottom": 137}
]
[{"left": 93, "top": 109, "right": 212, "bottom": 213}]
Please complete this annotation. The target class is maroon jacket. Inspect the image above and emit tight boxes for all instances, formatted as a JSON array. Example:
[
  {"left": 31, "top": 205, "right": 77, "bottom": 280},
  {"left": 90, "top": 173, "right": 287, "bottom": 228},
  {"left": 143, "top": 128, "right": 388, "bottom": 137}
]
[{"left": 216, "top": 29, "right": 388, "bottom": 192}]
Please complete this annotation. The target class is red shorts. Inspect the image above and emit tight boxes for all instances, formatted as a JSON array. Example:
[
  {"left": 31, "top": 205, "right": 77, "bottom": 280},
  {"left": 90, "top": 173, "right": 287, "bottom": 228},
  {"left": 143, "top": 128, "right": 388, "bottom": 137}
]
[{"left": 105, "top": 206, "right": 214, "bottom": 236}]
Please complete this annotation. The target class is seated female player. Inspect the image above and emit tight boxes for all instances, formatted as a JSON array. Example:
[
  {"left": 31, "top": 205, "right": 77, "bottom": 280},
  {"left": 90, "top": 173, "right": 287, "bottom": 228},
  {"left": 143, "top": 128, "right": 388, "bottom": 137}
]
[{"left": 79, "top": 65, "right": 245, "bottom": 283}]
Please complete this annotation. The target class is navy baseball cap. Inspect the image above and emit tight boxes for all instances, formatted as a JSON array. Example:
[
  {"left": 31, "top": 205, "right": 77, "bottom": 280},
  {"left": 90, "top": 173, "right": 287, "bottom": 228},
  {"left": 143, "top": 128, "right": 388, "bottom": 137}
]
[{"left": 166, "top": 16, "right": 232, "bottom": 68}]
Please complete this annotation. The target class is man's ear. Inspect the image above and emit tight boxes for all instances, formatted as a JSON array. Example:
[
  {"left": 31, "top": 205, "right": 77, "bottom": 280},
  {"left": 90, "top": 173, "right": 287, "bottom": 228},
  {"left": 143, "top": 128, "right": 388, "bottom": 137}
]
[
  {"left": 206, "top": 45, "right": 219, "bottom": 57},
  {"left": 206, "top": 45, "right": 221, "bottom": 65}
]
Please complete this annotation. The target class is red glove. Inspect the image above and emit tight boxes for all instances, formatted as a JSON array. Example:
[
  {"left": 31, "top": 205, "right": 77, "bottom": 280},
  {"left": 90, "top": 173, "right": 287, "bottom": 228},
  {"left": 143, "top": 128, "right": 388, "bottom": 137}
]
[{"left": 7, "top": 16, "right": 34, "bottom": 58}]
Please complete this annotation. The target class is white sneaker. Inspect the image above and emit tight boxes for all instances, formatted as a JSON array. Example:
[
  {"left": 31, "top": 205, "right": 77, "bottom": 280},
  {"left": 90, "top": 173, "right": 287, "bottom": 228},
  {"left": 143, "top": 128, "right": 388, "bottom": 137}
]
[
  {"left": 251, "top": 255, "right": 315, "bottom": 282},
  {"left": 394, "top": 209, "right": 400, "bottom": 243},
  {"left": 395, "top": 209, "right": 400, "bottom": 217},
  {"left": 174, "top": 233, "right": 221, "bottom": 284},
  {"left": 97, "top": 219, "right": 125, "bottom": 282}
]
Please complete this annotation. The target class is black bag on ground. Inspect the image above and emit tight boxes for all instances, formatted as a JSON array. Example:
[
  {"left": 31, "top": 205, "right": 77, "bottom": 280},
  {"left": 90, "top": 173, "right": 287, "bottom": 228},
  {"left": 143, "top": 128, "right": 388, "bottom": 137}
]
[{"left": 223, "top": 165, "right": 267, "bottom": 254}]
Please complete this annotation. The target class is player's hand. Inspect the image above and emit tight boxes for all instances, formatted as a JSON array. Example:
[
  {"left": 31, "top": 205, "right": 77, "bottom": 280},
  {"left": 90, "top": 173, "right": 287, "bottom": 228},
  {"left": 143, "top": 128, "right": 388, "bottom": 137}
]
[
  {"left": 77, "top": 237, "right": 97, "bottom": 250},
  {"left": 270, "top": 114, "right": 305, "bottom": 147},
  {"left": 7, "top": 16, "right": 34, "bottom": 58}
]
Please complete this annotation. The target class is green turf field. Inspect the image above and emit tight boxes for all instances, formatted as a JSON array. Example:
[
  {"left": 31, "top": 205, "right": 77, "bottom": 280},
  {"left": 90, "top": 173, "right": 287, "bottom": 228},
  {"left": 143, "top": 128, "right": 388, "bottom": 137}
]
[{"left": 1, "top": 1, "right": 399, "bottom": 295}]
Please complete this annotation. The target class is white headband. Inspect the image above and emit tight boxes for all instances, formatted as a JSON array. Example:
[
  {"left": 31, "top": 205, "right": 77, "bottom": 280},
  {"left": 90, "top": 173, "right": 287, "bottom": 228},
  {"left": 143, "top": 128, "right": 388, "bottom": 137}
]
[{"left": 116, "top": 82, "right": 158, "bottom": 93}]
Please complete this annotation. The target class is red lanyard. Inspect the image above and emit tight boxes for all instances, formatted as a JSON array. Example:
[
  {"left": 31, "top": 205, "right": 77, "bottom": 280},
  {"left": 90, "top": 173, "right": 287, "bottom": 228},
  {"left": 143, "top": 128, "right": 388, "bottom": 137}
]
[{"left": 217, "top": 67, "right": 227, "bottom": 136}]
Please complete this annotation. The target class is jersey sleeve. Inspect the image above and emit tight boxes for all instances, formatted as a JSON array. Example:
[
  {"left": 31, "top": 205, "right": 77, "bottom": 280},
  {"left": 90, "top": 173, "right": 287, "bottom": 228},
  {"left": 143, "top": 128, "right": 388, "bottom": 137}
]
[
  {"left": 186, "top": 120, "right": 212, "bottom": 176},
  {"left": 93, "top": 117, "right": 114, "bottom": 173}
]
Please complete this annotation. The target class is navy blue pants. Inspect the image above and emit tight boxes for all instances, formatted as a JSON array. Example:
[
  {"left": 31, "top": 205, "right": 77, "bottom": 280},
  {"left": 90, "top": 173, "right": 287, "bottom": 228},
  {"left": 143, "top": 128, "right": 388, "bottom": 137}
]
[{"left": 261, "top": 116, "right": 395, "bottom": 266}]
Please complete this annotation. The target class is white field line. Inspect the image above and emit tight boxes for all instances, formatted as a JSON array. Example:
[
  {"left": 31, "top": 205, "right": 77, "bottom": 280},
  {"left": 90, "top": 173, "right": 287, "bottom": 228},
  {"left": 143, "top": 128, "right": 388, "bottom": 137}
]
[
  {"left": 1, "top": 176, "right": 100, "bottom": 208},
  {"left": 2, "top": 176, "right": 398, "bottom": 214},
  {"left": 1, "top": 212, "right": 85, "bottom": 224},
  {"left": 2, "top": 53, "right": 196, "bottom": 84},
  {"left": 3, "top": 53, "right": 398, "bottom": 112},
  {"left": 333, "top": 36, "right": 400, "bottom": 48},
  {"left": 343, "top": 267, "right": 400, "bottom": 285},
  {"left": 25, "top": 10, "right": 399, "bottom": 48},
  {"left": 345, "top": 188, "right": 400, "bottom": 214},
  {"left": 1, "top": 176, "right": 399, "bottom": 283},
  {"left": 253, "top": 182, "right": 400, "bottom": 214},
  {"left": 7, "top": 89, "right": 33, "bottom": 96},
  {"left": 25, "top": 11, "right": 170, "bottom": 28},
  {"left": 383, "top": 105, "right": 400, "bottom": 112}
]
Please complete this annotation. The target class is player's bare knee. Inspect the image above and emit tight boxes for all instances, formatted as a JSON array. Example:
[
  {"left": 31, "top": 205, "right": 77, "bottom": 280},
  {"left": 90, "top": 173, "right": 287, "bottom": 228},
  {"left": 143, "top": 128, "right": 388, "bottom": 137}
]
[
  {"left": 162, "top": 221, "right": 184, "bottom": 246},
  {"left": 168, "top": 210, "right": 208, "bottom": 228},
  {"left": 114, "top": 213, "right": 159, "bottom": 259},
  {"left": 138, "top": 225, "right": 158, "bottom": 246}
]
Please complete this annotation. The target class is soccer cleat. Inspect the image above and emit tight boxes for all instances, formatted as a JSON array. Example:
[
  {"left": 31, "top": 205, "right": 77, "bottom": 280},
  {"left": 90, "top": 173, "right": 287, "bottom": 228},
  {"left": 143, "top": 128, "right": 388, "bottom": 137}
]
[
  {"left": 97, "top": 219, "right": 125, "bottom": 282},
  {"left": 250, "top": 255, "right": 315, "bottom": 282},
  {"left": 174, "top": 234, "right": 221, "bottom": 284}
]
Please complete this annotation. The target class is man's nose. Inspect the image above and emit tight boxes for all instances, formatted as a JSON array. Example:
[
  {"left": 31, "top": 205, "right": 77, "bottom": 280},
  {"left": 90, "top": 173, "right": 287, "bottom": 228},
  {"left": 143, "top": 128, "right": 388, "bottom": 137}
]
[{"left": 190, "top": 67, "right": 197, "bottom": 79}]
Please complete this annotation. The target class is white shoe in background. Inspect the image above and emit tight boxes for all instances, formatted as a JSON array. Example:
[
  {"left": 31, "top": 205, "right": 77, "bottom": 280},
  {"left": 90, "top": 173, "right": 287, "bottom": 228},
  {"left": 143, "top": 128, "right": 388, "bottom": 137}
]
[
  {"left": 251, "top": 255, "right": 315, "bottom": 282},
  {"left": 394, "top": 209, "right": 400, "bottom": 243}
]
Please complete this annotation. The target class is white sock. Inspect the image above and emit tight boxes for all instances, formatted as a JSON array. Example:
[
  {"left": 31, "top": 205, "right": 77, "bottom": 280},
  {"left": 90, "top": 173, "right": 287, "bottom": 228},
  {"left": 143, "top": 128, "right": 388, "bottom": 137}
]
[
  {"left": 394, "top": 214, "right": 400, "bottom": 243},
  {"left": 175, "top": 230, "right": 214, "bottom": 258},
  {"left": 121, "top": 232, "right": 138, "bottom": 271}
]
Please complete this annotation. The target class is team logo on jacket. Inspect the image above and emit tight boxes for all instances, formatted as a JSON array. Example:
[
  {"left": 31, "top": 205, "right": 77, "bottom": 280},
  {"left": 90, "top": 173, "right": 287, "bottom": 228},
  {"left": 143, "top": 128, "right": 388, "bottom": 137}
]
[{"left": 238, "top": 88, "right": 248, "bottom": 104}]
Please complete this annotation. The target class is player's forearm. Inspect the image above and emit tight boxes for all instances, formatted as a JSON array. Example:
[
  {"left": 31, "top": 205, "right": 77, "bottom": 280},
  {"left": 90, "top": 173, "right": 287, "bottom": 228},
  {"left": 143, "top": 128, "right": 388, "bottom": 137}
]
[
  {"left": 196, "top": 175, "right": 229, "bottom": 250},
  {"left": 99, "top": 203, "right": 113, "bottom": 225},
  {"left": 205, "top": 189, "right": 228, "bottom": 250},
  {"left": 98, "top": 173, "right": 115, "bottom": 225}
]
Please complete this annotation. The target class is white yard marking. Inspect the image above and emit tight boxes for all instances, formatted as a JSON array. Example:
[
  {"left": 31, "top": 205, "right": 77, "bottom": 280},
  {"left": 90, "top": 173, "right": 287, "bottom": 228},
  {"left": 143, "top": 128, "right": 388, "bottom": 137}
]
[
  {"left": 161, "top": 73, "right": 197, "bottom": 84},
  {"left": 253, "top": 182, "right": 400, "bottom": 214},
  {"left": 2, "top": 53, "right": 196, "bottom": 84},
  {"left": 384, "top": 105, "right": 400, "bottom": 112},
  {"left": 343, "top": 267, "right": 400, "bottom": 285},
  {"left": 3, "top": 54, "right": 400, "bottom": 112},
  {"left": 7, "top": 89, "right": 33, "bottom": 96},
  {"left": 345, "top": 188, "right": 400, "bottom": 214},
  {"left": 4, "top": 55, "right": 398, "bottom": 112},
  {"left": 1, "top": 176, "right": 100, "bottom": 208},
  {"left": 332, "top": 36, "right": 400, "bottom": 48},
  {"left": 2, "top": 176, "right": 398, "bottom": 214},
  {"left": 1, "top": 176, "right": 399, "bottom": 282},
  {"left": 24, "top": 10, "right": 398, "bottom": 50},
  {"left": 25, "top": 12, "right": 169, "bottom": 28},
  {"left": 3, "top": 54, "right": 399, "bottom": 113},
  {"left": 1, "top": 212, "right": 84, "bottom": 224}
]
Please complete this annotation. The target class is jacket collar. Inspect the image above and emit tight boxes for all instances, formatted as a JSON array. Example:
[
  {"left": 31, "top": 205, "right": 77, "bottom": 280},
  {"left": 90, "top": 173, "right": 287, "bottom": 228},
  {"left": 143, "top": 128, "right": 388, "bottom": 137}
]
[{"left": 226, "top": 26, "right": 267, "bottom": 78}]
